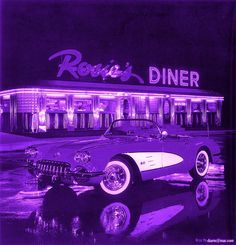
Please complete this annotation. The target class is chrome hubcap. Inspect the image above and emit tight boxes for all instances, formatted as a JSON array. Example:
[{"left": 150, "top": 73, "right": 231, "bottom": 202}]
[
  {"left": 101, "top": 204, "right": 128, "bottom": 234},
  {"left": 103, "top": 165, "right": 126, "bottom": 191},
  {"left": 196, "top": 183, "right": 207, "bottom": 202},
  {"left": 195, "top": 182, "right": 209, "bottom": 207},
  {"left": 196, "top": 153, "right": 207, "bottom": 173}
]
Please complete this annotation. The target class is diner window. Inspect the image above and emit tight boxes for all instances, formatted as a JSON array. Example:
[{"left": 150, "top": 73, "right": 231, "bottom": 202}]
[
  {"left": 175, "top": 102, "right": 186, "bottom": 112},
  {"left": 149, "top": 98, "right": 158, "bottom": 113},
  {"left": 175, "top": 102, "right": 187, "bottom": 126},
  {"left": 99, "top": 99, "right": 116, "bottom": 113},
  {"left": 74, "top": 99, "right": 92, "bottom": 112},
  {"left": 136, "top": 97, "right": 146, "bottom": 113},
  {"left": 192, "top": 103, "right": 201, "bottom": 112},
  {"left": 2, "top": 99, "right": 10, "bottom": 112},
  {"left": 46, "top": 98, "right": 66, "bottom": 112},
  {"left": 207, "top": 103, "right": 216, "bottom": 112},
  {"left": 191, "top": 103, "right": 202, "bottom": 127},
  {"left": 207, "top": 103, "right": 217, "bottom": 127}
]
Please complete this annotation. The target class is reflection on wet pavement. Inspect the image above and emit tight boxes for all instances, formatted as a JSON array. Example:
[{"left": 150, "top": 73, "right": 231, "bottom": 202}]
[
  {"left": 0, "top": 135, "right": 235, "bottom": 244},
  {"left": 156, "top": 164, "right": 225, "bottom": 191},
  {"left": 14, "top": 180, "right": 219, "bottom": 242}
]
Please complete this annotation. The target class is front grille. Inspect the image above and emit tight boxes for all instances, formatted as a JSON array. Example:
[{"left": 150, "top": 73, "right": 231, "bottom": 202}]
[{"left": 36, "top": 160, "right": 70, "bottom": 176}]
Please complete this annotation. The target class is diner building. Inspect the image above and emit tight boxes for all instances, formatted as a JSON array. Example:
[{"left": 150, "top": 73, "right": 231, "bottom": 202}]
[{"left": 0, "top": 80, "right": 224, "bottom": 133}]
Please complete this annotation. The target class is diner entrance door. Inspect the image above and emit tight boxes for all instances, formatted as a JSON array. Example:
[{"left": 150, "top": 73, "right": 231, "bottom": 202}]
[{"left": 163, "top": 99, "right": 171, "bottom": 124}]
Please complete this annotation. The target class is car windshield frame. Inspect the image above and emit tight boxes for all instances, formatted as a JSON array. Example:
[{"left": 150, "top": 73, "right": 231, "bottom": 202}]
[{"left": 103, "top": 119, "right": 161, "bottom": 138}]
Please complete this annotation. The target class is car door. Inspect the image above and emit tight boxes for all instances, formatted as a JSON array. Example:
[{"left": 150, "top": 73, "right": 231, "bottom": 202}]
[
  {"left": 124, "top": 135, "right": 164, "bottom": 172},
  {"left": 161, "top": 135, "right": 190, "bottom": 170}
]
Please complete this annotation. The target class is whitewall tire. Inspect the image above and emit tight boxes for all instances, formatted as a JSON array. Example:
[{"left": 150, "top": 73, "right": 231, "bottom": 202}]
[
  {"left": 100, "top": 160, "right": 133, "bottom": 196},
  {"left": 190, "top": 150, "right": 210, "bottom": 179}
]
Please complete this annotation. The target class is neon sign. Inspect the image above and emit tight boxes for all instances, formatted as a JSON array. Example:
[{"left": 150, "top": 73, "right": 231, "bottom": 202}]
[
  {"left": 149, "top": 66, "right": 200, "bottom": 88},
  {"left": 49, "top": 49, "right": 144, "bottom": 84},
  {"left": 49, "top": 49, "right": 200, "bottom": 88}
]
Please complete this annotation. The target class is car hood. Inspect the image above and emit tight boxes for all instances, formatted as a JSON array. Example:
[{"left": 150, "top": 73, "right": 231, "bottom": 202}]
[
  {"left": 31, "top": 136, "right": 143, "bottom": 155},
  {"left": 31, "top": 137, "right": 107, "bottom": 154}
]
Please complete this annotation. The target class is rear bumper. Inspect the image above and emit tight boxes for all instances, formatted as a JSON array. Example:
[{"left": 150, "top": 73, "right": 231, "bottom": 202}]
[{"left": 27, "top": 159, "right": 104, "bottom": 186}]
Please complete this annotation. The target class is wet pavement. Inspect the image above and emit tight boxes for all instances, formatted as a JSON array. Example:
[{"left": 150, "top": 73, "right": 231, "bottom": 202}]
[{"left": 0, "top": 134, "right": 235, "bottom": 244}]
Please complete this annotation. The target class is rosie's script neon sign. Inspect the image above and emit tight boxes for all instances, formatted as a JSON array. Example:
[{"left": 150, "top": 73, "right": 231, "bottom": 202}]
[
  {"left": 49, "top": 49, "right": 144, "bottom": 84},
  {"left": 49, "top": 49, "right": 200, "bottom": 88}
]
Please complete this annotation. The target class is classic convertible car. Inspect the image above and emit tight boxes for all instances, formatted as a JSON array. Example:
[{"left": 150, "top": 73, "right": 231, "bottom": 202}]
[{"left": 25, "top": 119, "right": 221, "bottom": 196}]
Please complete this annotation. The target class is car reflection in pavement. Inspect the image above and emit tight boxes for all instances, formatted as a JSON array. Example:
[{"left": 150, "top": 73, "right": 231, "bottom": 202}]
[{"left": 25, "top": 179, "right": 221, "bottom": 243}]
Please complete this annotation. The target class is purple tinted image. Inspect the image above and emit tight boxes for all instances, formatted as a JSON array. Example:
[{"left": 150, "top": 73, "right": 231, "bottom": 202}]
[{"left": 0, "top": 0, "right": 235, "bottom": 244}]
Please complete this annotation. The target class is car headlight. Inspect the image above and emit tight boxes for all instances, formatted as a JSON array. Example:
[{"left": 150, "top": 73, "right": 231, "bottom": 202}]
[
  {"left": 25, "top": 146, "right": 38, "bottom": 158},
  {"left": 74, "top": 151, "right": 91, "bottom": 163}
]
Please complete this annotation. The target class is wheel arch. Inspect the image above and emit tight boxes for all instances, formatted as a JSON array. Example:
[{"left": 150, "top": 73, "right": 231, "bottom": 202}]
[{"left": 110, "top": 154, "right": 142, "bottom": 183}]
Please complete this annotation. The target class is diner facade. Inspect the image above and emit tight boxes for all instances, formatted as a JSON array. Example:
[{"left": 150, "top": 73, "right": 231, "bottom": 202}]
[{"left": 0, "top": 80, "right": 224, "bottom": 133}]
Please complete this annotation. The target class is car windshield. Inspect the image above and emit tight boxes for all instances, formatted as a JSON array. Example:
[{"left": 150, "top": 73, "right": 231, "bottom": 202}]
[{"left": 104, "top": 119, "right": 161, "bottom": 138}]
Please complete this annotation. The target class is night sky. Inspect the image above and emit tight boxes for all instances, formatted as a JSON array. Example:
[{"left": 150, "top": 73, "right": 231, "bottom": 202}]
[{"left": 1, "top": 0, "right": 236, "bottom": 127}]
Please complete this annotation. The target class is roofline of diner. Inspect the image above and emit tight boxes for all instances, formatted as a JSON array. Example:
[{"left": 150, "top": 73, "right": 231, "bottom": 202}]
[
  {"left": 1, "top": 79, "right": 223, "bottom": 96},
  {"left": 42, "top": 80, "right": 222, "bottom": 96},
  {"left": 0, "top": 87, "right": 224, "bottom": 101}
]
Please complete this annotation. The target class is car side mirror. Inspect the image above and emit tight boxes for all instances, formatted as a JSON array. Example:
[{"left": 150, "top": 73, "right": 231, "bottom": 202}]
[{"left": 161, "top": 130, "right": 168, "bottom": 139}]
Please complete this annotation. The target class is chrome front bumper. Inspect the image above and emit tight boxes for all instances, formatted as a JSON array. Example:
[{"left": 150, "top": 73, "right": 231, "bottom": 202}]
[{"left": 27, "top": 159, "right": 104, "bottom": 185}]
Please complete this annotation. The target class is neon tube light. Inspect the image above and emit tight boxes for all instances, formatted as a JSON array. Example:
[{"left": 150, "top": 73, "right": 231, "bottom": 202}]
[
  {"left": 174, "top": 98, "right": 186, "bottom": 102},
  {"left": 3, "top": 95, "right": 10, "bottom": 99},
  {"left": 191, "top": 98, "right": 202, "bottom": 102},
  {"left": 100, "top": 95, "right": 116, "bottom": 99},
  {"left": 206, "top": 99, "right": 218, "bottom": 103},
  {"left": 74, "top": 94, "right": 92, "bottom": 98},
  {"left": 46, "top": 93, "right": 66, "bottom": 97},
  {"left": 0, "top": 88, "right": 224, "bottom": 102}
]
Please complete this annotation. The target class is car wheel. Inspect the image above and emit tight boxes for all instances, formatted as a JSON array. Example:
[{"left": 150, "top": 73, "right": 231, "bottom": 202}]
[
  {"left": 190, "top": 150, "right": 210, "bottom": 179},
  {"left": 100, "top": 202, "right": 131, "bottom": 235},
  {"left": 194, "top": 181, "right": 210, "bottom": 209},
  {"left": 100, "top": 159, "right": 133, "bottom": 196}
]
